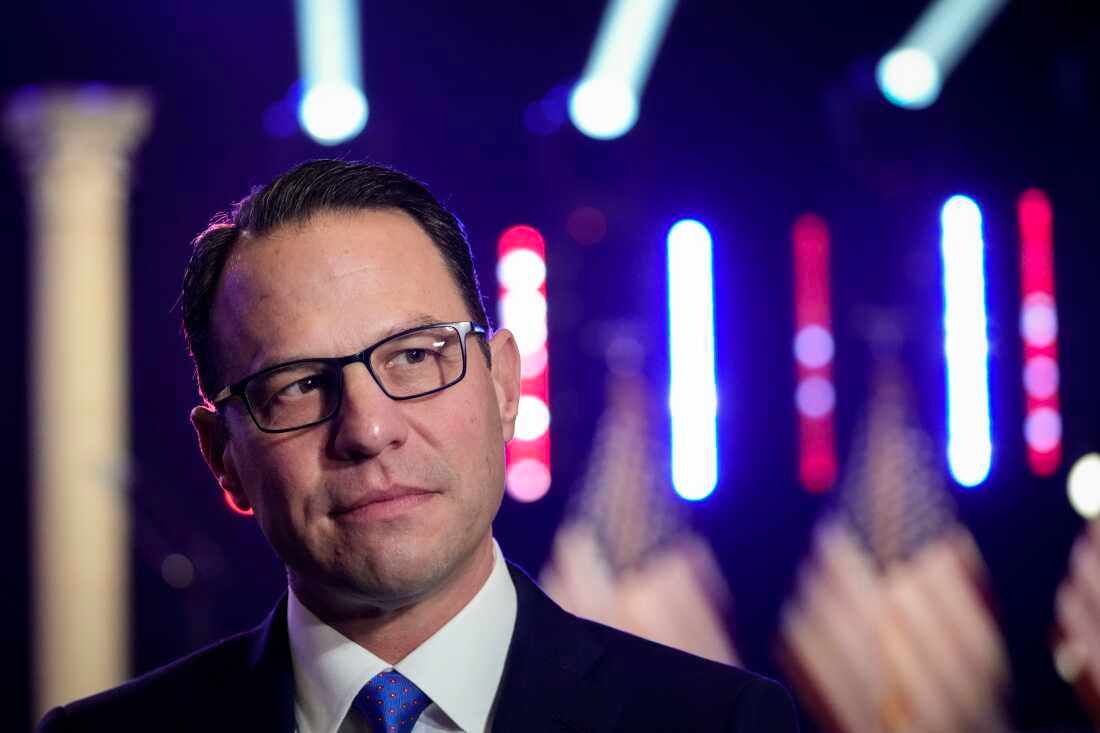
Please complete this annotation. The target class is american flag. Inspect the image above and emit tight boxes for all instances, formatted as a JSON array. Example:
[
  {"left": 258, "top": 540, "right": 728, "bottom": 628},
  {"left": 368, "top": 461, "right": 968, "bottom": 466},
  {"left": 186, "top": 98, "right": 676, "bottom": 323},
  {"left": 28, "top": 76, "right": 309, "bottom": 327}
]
[
  {"left": 540, "top": 372, "right": 739, "bottom": 665},
  {"left": 1053, "top": 519, "right": 1100, "bottom": 726},
  {"left": 779, "top": 358, "right": 1011, "bottom": 732}
]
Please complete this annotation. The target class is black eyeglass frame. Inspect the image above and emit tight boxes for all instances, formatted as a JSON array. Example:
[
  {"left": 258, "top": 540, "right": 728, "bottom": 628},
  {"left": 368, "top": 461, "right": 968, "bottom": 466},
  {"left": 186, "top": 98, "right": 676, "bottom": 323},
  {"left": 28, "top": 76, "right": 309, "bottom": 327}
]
[{"left": 211, "top": 320, "right": 488, "bottom": 434}]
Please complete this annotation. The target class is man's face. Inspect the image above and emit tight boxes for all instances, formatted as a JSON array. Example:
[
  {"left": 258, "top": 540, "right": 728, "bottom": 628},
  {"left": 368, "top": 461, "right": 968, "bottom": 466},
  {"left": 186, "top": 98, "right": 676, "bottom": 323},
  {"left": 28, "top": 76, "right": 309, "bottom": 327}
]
[{"left": 193, "top": 209, "right": 519, "bottom": 614}]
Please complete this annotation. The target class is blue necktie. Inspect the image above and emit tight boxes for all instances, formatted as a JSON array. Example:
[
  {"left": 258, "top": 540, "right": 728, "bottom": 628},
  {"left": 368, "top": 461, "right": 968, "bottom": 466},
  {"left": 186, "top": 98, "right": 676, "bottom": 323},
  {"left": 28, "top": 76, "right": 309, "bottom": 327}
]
[{"left": 352, "top": 670, "right": 431, "bottom": 733}]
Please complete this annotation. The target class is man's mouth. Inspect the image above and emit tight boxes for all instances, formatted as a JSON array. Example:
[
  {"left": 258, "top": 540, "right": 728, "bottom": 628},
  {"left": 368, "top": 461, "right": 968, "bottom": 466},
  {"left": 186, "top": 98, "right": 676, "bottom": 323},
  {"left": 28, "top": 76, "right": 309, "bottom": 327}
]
[{"left": 332, "top": 487, "right": 437, "bottom": 521}]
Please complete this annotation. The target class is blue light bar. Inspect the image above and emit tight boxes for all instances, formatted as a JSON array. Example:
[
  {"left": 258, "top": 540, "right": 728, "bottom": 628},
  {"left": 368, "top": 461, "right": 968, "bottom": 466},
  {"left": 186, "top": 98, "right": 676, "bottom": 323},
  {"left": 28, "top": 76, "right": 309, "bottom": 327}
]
[
  {"left": 569, "top": 0, "right": 678, "bottom": 140},
  {"left": 941, "top": 195, "right": 992, "bottom": 487},
  {"left": 295, "top": 0, "right": 368, "bottom": 145},
  {"left": 667, "top": 219, "right": 718, "bottom": 501}
]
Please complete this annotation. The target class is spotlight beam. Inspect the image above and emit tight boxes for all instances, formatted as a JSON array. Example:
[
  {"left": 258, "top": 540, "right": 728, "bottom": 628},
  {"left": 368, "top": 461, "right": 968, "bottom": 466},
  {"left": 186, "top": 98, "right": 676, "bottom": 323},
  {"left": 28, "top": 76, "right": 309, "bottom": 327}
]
[
  {"left": 295, "top": 0, "right": 369, "bottom": 145},
  {"left": 569, "top": 0, "right": 679, "bottom": 140},
  {"left": 877, "top": 0, "right": 1008, "bottom": 109}
]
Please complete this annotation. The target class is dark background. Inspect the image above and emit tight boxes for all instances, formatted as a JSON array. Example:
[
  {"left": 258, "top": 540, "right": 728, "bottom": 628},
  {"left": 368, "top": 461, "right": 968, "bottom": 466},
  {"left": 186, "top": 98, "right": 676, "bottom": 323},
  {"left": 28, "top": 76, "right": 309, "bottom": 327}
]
[{"left": 2, "top": 1, "right": 1097, "bottom": 730}]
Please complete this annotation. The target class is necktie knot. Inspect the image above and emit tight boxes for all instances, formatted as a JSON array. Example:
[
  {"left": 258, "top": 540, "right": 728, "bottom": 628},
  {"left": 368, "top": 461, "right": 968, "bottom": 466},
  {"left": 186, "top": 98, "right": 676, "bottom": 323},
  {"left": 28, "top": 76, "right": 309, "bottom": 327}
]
[{"left": 353, "top": 670, "right": 431, "bottom": 733}]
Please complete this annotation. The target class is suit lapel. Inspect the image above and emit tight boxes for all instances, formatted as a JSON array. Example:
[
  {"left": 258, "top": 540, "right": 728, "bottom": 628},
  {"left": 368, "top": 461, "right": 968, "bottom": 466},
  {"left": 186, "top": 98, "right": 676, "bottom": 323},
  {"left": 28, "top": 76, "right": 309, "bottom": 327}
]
[
  {"left": 492, "top": 564, "right": 620, "bottom": 733},
  {"left": 238, "top": 596, "right": 298, "bottom": 733}
]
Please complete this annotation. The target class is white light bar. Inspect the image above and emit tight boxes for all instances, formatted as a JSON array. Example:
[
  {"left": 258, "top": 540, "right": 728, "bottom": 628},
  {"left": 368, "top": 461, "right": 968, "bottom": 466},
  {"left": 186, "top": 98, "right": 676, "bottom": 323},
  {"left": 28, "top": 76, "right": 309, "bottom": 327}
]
[
  {"left": 941, "top": 195, "right": 993, "bottom": 487},
  {"left": 667, "top": 219, "right": 718, "bottom": 501}
]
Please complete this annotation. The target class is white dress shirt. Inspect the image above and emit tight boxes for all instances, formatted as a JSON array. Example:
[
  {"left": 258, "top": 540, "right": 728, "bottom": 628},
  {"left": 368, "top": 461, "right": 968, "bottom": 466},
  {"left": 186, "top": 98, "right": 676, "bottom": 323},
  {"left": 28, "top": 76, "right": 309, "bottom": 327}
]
[{"left": 287, "top": 540, "right": 518, "bottom": 733}]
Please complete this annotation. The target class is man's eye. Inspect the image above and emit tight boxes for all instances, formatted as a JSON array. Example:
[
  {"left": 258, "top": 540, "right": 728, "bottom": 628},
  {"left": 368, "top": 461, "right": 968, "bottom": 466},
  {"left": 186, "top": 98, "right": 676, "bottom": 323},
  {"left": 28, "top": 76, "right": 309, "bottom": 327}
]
[
  {"left": 395, "top": 348, "right": 430, "bottom": 365},
  {"left": 278, "top": 374, "right": 326, "bottom": 398}
]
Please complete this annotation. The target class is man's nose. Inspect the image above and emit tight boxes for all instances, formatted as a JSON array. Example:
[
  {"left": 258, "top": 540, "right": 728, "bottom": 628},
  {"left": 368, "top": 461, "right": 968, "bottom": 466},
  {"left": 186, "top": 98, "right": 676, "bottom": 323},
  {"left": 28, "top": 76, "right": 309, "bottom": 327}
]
[{"left": 330, "top": 363, "right": 409, "bottom": 459}]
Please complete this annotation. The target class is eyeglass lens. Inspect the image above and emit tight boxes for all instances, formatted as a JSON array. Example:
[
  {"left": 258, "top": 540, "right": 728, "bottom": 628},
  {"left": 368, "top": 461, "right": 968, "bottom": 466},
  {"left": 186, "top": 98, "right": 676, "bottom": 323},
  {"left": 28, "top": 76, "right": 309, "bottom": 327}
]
[{"left": 244, "top": 324, "right": 466, "bottom": 431}]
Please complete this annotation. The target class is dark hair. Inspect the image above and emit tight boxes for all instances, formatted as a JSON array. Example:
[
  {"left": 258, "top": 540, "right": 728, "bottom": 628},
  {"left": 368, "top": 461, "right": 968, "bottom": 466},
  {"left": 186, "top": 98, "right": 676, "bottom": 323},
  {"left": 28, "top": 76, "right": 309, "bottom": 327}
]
[{"left": 181, "top": 159, "right": 490, "bottom": 402}]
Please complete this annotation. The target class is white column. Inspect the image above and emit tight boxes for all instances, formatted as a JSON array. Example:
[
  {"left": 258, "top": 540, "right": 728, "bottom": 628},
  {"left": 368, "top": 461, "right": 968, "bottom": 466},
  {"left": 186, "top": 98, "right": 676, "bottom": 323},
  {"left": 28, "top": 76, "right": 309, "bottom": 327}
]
[{"left": 6, "top": 87, "right": 150, "bottom": 717}]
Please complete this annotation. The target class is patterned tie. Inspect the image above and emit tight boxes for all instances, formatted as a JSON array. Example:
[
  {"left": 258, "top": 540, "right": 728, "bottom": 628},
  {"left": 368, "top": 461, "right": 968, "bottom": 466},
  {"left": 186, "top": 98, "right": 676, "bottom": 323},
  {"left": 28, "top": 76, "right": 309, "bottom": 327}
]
[{"left": 352, "top": 670, "right": 432, "bottom": 733}]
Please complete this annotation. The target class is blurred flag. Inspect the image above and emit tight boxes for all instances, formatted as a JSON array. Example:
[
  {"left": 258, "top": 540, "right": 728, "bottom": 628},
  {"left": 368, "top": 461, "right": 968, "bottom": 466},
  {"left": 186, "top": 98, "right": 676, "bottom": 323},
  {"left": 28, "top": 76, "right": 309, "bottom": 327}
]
[
  {"left": 1053, "top": 520, "right": 1100, "bottom": 726},
  {"left": 540, "top": 371, "right": 738, "bottom": 665},
  {"left": 779, "top": 357, "right": 1011, "bottom": 732}
]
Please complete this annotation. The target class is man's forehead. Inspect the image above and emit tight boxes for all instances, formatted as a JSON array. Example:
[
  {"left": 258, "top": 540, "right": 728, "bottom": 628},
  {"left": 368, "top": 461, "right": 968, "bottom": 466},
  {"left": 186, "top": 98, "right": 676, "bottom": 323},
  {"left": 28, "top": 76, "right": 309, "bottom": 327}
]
[
  {"left": 223, "top": 209, "right": 452, "bottom": 298},
  {"left": 210, "top": 208, "right": 467, "bottom": 374},
  {"left": 232, "top": 208, "right": 431, "bottom": 272}
]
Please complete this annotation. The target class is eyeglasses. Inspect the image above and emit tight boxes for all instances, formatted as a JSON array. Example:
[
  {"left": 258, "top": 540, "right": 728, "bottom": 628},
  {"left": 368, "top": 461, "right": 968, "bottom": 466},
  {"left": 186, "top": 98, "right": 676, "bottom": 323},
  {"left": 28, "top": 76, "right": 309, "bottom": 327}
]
[{"left": 212, "top": 321, "right": 487, "bottom": 433}]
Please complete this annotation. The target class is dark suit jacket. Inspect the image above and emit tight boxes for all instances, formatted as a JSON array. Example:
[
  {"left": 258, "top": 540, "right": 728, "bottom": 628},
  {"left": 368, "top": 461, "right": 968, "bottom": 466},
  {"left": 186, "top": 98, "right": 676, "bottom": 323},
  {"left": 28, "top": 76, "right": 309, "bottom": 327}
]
[{"left": 37, "top": 564, "right": 799, "bottom": 732}]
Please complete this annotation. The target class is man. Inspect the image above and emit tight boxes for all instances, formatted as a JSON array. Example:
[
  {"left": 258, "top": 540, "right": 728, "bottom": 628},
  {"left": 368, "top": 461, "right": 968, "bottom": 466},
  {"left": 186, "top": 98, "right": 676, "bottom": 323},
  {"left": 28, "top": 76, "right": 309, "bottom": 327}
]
[{"left": 38, "top": 160, "right": 798, "bottom": 732}]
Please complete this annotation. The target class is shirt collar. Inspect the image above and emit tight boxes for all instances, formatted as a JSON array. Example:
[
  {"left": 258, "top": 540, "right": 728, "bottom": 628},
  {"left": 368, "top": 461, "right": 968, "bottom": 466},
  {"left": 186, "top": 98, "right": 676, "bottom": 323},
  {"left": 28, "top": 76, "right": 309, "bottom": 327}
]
[{"left": 287, "top": 540, "right": 517, "bottom": 733}]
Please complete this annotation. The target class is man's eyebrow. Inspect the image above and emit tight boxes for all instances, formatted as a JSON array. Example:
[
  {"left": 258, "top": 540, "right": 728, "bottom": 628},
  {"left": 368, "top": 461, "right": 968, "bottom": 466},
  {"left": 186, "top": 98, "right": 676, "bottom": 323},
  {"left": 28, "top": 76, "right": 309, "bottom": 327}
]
[
  {"left": 380, "top": 312, "right": 442, "bottom": 338},
  {"left": 249, "top": 313, "right": 448, "bottom": 373}
]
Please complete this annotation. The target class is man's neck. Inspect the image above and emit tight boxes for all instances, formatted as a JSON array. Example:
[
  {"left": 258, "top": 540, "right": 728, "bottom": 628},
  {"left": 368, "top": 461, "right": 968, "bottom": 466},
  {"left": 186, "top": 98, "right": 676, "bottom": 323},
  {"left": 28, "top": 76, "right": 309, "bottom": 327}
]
[{"left": 293, "top": 537, "right": 497, "bottom": 663}]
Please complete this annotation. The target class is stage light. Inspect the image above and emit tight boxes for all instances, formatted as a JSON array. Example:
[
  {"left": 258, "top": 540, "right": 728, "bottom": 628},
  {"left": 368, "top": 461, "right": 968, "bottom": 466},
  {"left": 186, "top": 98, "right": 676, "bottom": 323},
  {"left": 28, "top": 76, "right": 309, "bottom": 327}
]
[
  {"left": 506, "top": 459, "right": 552, "bottom": 504},
  {"left": 1023, "top": 355, "right": 1059, "bottom": 400},
  {"left": 1024, "top": 408, "right": 1062, "bottom": 454},
  {"left": 1018, "top": 189, "right": 1062, "bottom": 476},
  {"left": 667, "top": 219, "right": 718, "bottom": 501},
  {"left": 569, "top": 76, "right": 638, "bottom": 141},
  {"left": 520, "top": 347, "right": 548, "bottom": 380},
  {"left": 499, "top": 225, "right": 551, "bottom": 502},
  {"left": 295, "top": 0, "right": 368, "bottom": 145},
  {"left": 500, "top": 290, "right": 548, "bottom": 355},
  {"left": 569, "top": 0, "right": 679, "bottom": 140},
  {"left": 792, "top": 213, "right": 837, "bottom": 492},
  {"left": 1021, "top": 295, "right": 1058, "bottom": 346},
  {"left": 1068, "top": 454, "right": 1100, "bottom": 519},
  {"left": 514, "top": 396, "right": 551, "bottom": 441},
  {"left": 794, "top": 325, "right": 834, "bottom": 370},
  {"left": 876, "top": 0, "right": 1008, "bottom": 110},
  {"left": 796, "top": 376, "right": 836, "bottom": 419},
  {"left": 877, "top": 47, "right": 941, "bottom": 109},
  {"left": 941, "top": 194, "right": 992, "bottom": 487},
  {"left": 497, "top": 248, "right": 547, "bottom": 291},
  {"left": 299, "top": 82, "right": 368, "bottom": 144}
]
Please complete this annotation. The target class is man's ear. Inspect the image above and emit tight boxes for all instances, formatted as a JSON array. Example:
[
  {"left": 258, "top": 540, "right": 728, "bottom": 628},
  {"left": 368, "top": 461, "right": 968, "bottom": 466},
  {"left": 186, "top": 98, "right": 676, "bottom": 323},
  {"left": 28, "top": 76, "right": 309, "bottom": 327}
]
[
  {"left": 487, "top": 329, "right": 522, "bottom": 441},
  {"left": 190, "top": 405, "right": 251, "bottom": 513}
]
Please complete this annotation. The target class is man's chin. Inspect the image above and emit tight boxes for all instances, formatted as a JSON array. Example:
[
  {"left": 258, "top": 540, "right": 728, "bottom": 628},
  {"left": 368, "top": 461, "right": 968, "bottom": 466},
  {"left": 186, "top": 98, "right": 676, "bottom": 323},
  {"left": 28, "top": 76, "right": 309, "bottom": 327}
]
[
  {"left": 295, "top": 560, "right": 447, "bottom": 615},
  {"left": 288, "top": 530, "right": 490, "bottom": 618},
  {"left": 346, "top": 570, "right": 441, "bottom": 610}
]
